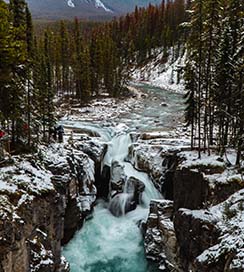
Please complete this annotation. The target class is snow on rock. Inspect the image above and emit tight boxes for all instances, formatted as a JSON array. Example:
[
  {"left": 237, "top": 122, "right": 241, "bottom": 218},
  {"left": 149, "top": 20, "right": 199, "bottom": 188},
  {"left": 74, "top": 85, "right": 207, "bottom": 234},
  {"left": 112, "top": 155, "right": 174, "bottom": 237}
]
[
  {"left": 135, "top": 130, "right": 244, "bottom": 271},
  {"left": 128, "top": 132, "right": 190, "bottom": 192},
  {"left": 132, "top": 47, "right": 186, "bottom": 94},
  {"left": 176, "top": 189, "right": 244, "bottom": 271},
  {"left": 177, "top": 149, "right": 244, "bottom": 206},
  {"left": 0, "top": 128, "right": 107, "bottom": 271},
  {"left": 145, "top": 199, "right": 183, "bottom": 271},
  {"left": 0, "top": 157, "right": 54, "bottom": 198}
]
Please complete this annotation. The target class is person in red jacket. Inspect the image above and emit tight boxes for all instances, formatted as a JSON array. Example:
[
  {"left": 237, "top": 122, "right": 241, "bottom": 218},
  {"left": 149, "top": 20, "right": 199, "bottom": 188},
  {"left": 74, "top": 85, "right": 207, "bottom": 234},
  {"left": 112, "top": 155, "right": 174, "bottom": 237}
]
[{"left": 0, "top": 130, "right": 5, "bottom": 139}]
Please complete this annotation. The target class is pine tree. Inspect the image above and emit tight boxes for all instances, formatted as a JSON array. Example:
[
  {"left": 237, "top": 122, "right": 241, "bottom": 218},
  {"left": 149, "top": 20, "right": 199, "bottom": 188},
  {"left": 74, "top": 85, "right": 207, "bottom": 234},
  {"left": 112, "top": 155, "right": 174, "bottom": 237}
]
[
  {"left": 0, "top": 0, "right": 15, "bottom": 124},
  {"left": 184, "top": 0, "right": 204, "bottom": 157},
  {"left": 81, "top": 46, "right": 92, "bottom": 101},
  {"left": 202, "top": 0, "right": 221, "bottom": 149},
  {"left": 184, "top": 62, "right": 197, "bottom": 149},
  {"left": 8, "top": 0, "right": 27, "bottom": 145},
  {"left": 72, "top": 18, "right": 83, "bottom": 101},
  {"left": 60, "top": 21, "right": 70, "bottom": 96},
  {"left": 25, "top": 6, "right": 33, "bottom": 145}
]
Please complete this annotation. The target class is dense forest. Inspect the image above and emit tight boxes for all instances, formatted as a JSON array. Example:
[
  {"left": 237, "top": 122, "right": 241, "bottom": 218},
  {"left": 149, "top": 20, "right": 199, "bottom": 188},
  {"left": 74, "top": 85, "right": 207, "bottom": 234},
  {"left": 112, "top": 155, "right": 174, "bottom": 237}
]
[
  {"left": 184, "top": 0, "right": 244, "bottom": 163},
  {"left": 0, "top": 0, "right": 186, "bottom": 149},
  {"left": 0, "top": 0, "right": 244, "bottom": 165}
]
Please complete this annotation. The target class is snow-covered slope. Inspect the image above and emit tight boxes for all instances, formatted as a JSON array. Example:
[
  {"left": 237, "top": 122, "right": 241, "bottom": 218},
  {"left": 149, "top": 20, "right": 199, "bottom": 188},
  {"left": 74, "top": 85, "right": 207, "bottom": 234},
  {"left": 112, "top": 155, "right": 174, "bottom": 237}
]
[{"left": 132, "top": 47, "right": 186, "bottom": 94}]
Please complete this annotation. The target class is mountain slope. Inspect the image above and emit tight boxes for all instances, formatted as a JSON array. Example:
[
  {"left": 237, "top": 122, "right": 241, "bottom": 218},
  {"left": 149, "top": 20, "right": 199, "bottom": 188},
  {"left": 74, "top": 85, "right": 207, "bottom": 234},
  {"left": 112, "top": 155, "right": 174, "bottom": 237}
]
[{"left": 26, "top": 0, "right": 162, "bottom": 20}]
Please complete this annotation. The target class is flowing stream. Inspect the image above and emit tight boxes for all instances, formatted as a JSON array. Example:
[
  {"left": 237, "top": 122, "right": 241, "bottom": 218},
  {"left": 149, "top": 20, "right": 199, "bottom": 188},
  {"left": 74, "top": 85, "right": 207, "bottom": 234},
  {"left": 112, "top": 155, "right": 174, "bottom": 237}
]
[{"left": 62, "top": 84, "right": 184, "bottom": 272}]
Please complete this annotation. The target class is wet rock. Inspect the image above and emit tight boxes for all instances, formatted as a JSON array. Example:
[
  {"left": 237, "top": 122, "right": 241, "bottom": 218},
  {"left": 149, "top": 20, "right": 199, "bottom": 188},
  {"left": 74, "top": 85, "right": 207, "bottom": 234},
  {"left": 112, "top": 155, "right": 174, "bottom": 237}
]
[
  {"left": 57, "top": 257, "right": 70, "bottom": 272},
  {"left": 74, "top": 139, "right": 107, "bottom": 198},
  {"left": 98, "top": 165, "right": 110, "bottom": 199},
  {"left": 71, "top": 127, "right": 100, "bottom": 137},
  {"left": 109, "top": 163, "right": 145, "bottom": 216},
  {"left": 109, "top": 193, "right": 136, "bottom": 216},
  {"left": 110, "top": 161, "right": 126, "bottom": 193},
  {"left": 161, "top": 153, "right": 180, "bottom": 200},
  {"left": 127, "top": 176, "right": 145, "bottom": 204},
  {"left": 128, "top": 144, "right": 163, "bottom": 191}
]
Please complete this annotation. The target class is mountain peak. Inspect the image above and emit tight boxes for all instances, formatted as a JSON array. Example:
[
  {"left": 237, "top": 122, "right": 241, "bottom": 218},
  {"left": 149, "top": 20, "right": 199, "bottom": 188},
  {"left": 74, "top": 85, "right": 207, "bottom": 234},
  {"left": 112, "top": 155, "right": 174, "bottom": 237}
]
[
  {"left": 25, "top": 0, "right": 162, "bottom": 20},
  {"left": 67, "top": 0, "right": 113, "bottom": 13}
]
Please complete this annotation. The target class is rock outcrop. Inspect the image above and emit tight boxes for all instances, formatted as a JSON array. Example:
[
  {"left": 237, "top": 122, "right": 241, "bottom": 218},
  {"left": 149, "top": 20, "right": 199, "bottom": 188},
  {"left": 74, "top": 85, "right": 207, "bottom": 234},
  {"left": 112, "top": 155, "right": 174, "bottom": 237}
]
[
  {"left": 0, "top": 135, "right": 106, "bottom": 271},
  {"left": 145, "top": 200, "right": 182, "bottom": 271},
  {"left": 73, "top": 137, "right": 108, "bottom": 198},
  {"left": 0, "top": 158, "right": 67, "bottom": 272},
  {"left": 43, "top": 144, "right": 97, "bottom": 244},
  {"left": 173, "top": 168, "right": 208, "bottom": 210},
  {"left": 108, "top": 161, "right": 145, "bottom": 216},
  {"left": 137, "top": 132, "right": 244, "bottom": 272},
  {"left": 174, "top": 208, "right": 221, "bottom": 271}
]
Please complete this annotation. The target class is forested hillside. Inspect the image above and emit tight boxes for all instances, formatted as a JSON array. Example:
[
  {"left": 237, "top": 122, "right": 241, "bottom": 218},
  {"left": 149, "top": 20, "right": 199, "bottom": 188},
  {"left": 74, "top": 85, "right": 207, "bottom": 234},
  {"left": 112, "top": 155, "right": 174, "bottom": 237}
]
[
  {"left": 0, "top": 0, "right": 187, "bottom": 150},
  {"left": 184, "top": 0, "right": 244, "bottom": 163},
  {"left": 0, "top": 0, "right": 244, "bottom": 164}
]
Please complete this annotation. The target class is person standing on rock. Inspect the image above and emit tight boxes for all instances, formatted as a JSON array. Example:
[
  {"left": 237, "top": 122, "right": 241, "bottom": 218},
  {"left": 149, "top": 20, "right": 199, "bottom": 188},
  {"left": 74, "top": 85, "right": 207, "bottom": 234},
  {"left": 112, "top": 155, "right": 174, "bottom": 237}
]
[{"left": 56, "top": 125, "right": 64, "bottom": 143}]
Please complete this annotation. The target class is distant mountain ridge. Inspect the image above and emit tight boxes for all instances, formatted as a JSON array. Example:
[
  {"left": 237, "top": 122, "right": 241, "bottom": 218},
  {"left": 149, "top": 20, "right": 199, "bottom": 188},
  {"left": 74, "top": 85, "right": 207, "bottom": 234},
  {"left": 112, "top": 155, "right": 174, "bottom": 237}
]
[{"left": 25, "top": 0, "right": 162, "bottom": 20}]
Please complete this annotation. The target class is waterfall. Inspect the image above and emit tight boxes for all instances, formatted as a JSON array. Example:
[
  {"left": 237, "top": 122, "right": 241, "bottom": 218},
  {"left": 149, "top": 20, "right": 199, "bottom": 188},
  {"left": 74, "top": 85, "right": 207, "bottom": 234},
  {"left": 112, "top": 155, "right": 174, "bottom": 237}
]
[
  {"left": 103, "top": 133, "right": 132, "bottom": 166},
  {"left": 63, "top": 126, "right": 162, "bottom": 272},
  {"left": 106, "top": 132, "right": 161, "bottom": 216},
  {"left": 61, "top": 83, "right": 185, "bottom": 272}
]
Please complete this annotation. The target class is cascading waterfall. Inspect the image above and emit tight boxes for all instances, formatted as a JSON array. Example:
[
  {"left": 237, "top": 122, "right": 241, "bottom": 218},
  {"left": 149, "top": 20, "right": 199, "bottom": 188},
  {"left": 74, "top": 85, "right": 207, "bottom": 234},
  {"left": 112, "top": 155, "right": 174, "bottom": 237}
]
[
  {"left": 61, "top": 84, "right": 184, "bottom": 272},
  {"left": 63, "top": 127, "right": 162, "bottom": 272}
]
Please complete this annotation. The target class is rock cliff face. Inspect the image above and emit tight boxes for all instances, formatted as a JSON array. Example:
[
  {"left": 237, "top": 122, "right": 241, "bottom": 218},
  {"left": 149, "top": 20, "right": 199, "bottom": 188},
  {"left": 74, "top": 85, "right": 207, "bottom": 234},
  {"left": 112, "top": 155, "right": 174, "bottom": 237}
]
[
  {"left": 144, "top": 200, "right": 182, "bottom": 271},
  {"left": 173, "top": 168, "right": 207, "bottom": 210},
  {"left": 136, "top": 132, "right": 244, "bottom": 272},
  {"left": 0, "top": 136, "right": 107, "bottom": 271}
]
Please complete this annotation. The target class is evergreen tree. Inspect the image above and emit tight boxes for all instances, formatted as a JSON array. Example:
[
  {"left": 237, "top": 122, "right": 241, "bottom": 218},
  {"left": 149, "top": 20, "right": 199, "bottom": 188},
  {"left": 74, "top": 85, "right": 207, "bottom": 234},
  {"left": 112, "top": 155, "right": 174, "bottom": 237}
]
[{"left": 184, "top": 0, "right": 204, "bottom": 157}]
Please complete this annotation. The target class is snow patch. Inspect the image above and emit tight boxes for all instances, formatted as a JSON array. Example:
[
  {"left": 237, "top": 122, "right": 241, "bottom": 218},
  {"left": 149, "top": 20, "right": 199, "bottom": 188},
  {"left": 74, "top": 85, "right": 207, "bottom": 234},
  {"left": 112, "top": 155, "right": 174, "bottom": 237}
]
[
  {"left": 67, "top": 0, "right": 75, "bottom": 8},
  {"left": 94, "top": 0, "right": 112, "bottom": 12},
  {"left": 132, "top": 47, "right": 186, "bottom": 94}
]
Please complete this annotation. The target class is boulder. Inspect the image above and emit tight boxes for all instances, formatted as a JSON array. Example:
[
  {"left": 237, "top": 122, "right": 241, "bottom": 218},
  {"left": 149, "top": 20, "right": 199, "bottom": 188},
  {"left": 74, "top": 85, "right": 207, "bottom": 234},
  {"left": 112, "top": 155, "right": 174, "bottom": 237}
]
[
  {"left": 109, "top": 193, "right": 136, "bottom": 216},
  {"left": 73, "top": 139, "right": 107, "bottom": 198},
  {"left": 127, "top": 176, "right": 145, "bottom": 204},
  {"left": 110, "top": 161, "right": 126, "bottom": 193}
]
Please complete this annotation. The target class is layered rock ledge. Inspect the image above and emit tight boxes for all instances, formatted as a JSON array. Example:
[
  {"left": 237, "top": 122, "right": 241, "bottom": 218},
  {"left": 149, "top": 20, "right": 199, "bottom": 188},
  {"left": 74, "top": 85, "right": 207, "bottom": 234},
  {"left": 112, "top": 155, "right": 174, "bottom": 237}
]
[
  {"left": 0, "top": 134, "right": 107, "bottom": 271},
  {"left": 133, "top": 131, "right": 244, "bottom": 271}
]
